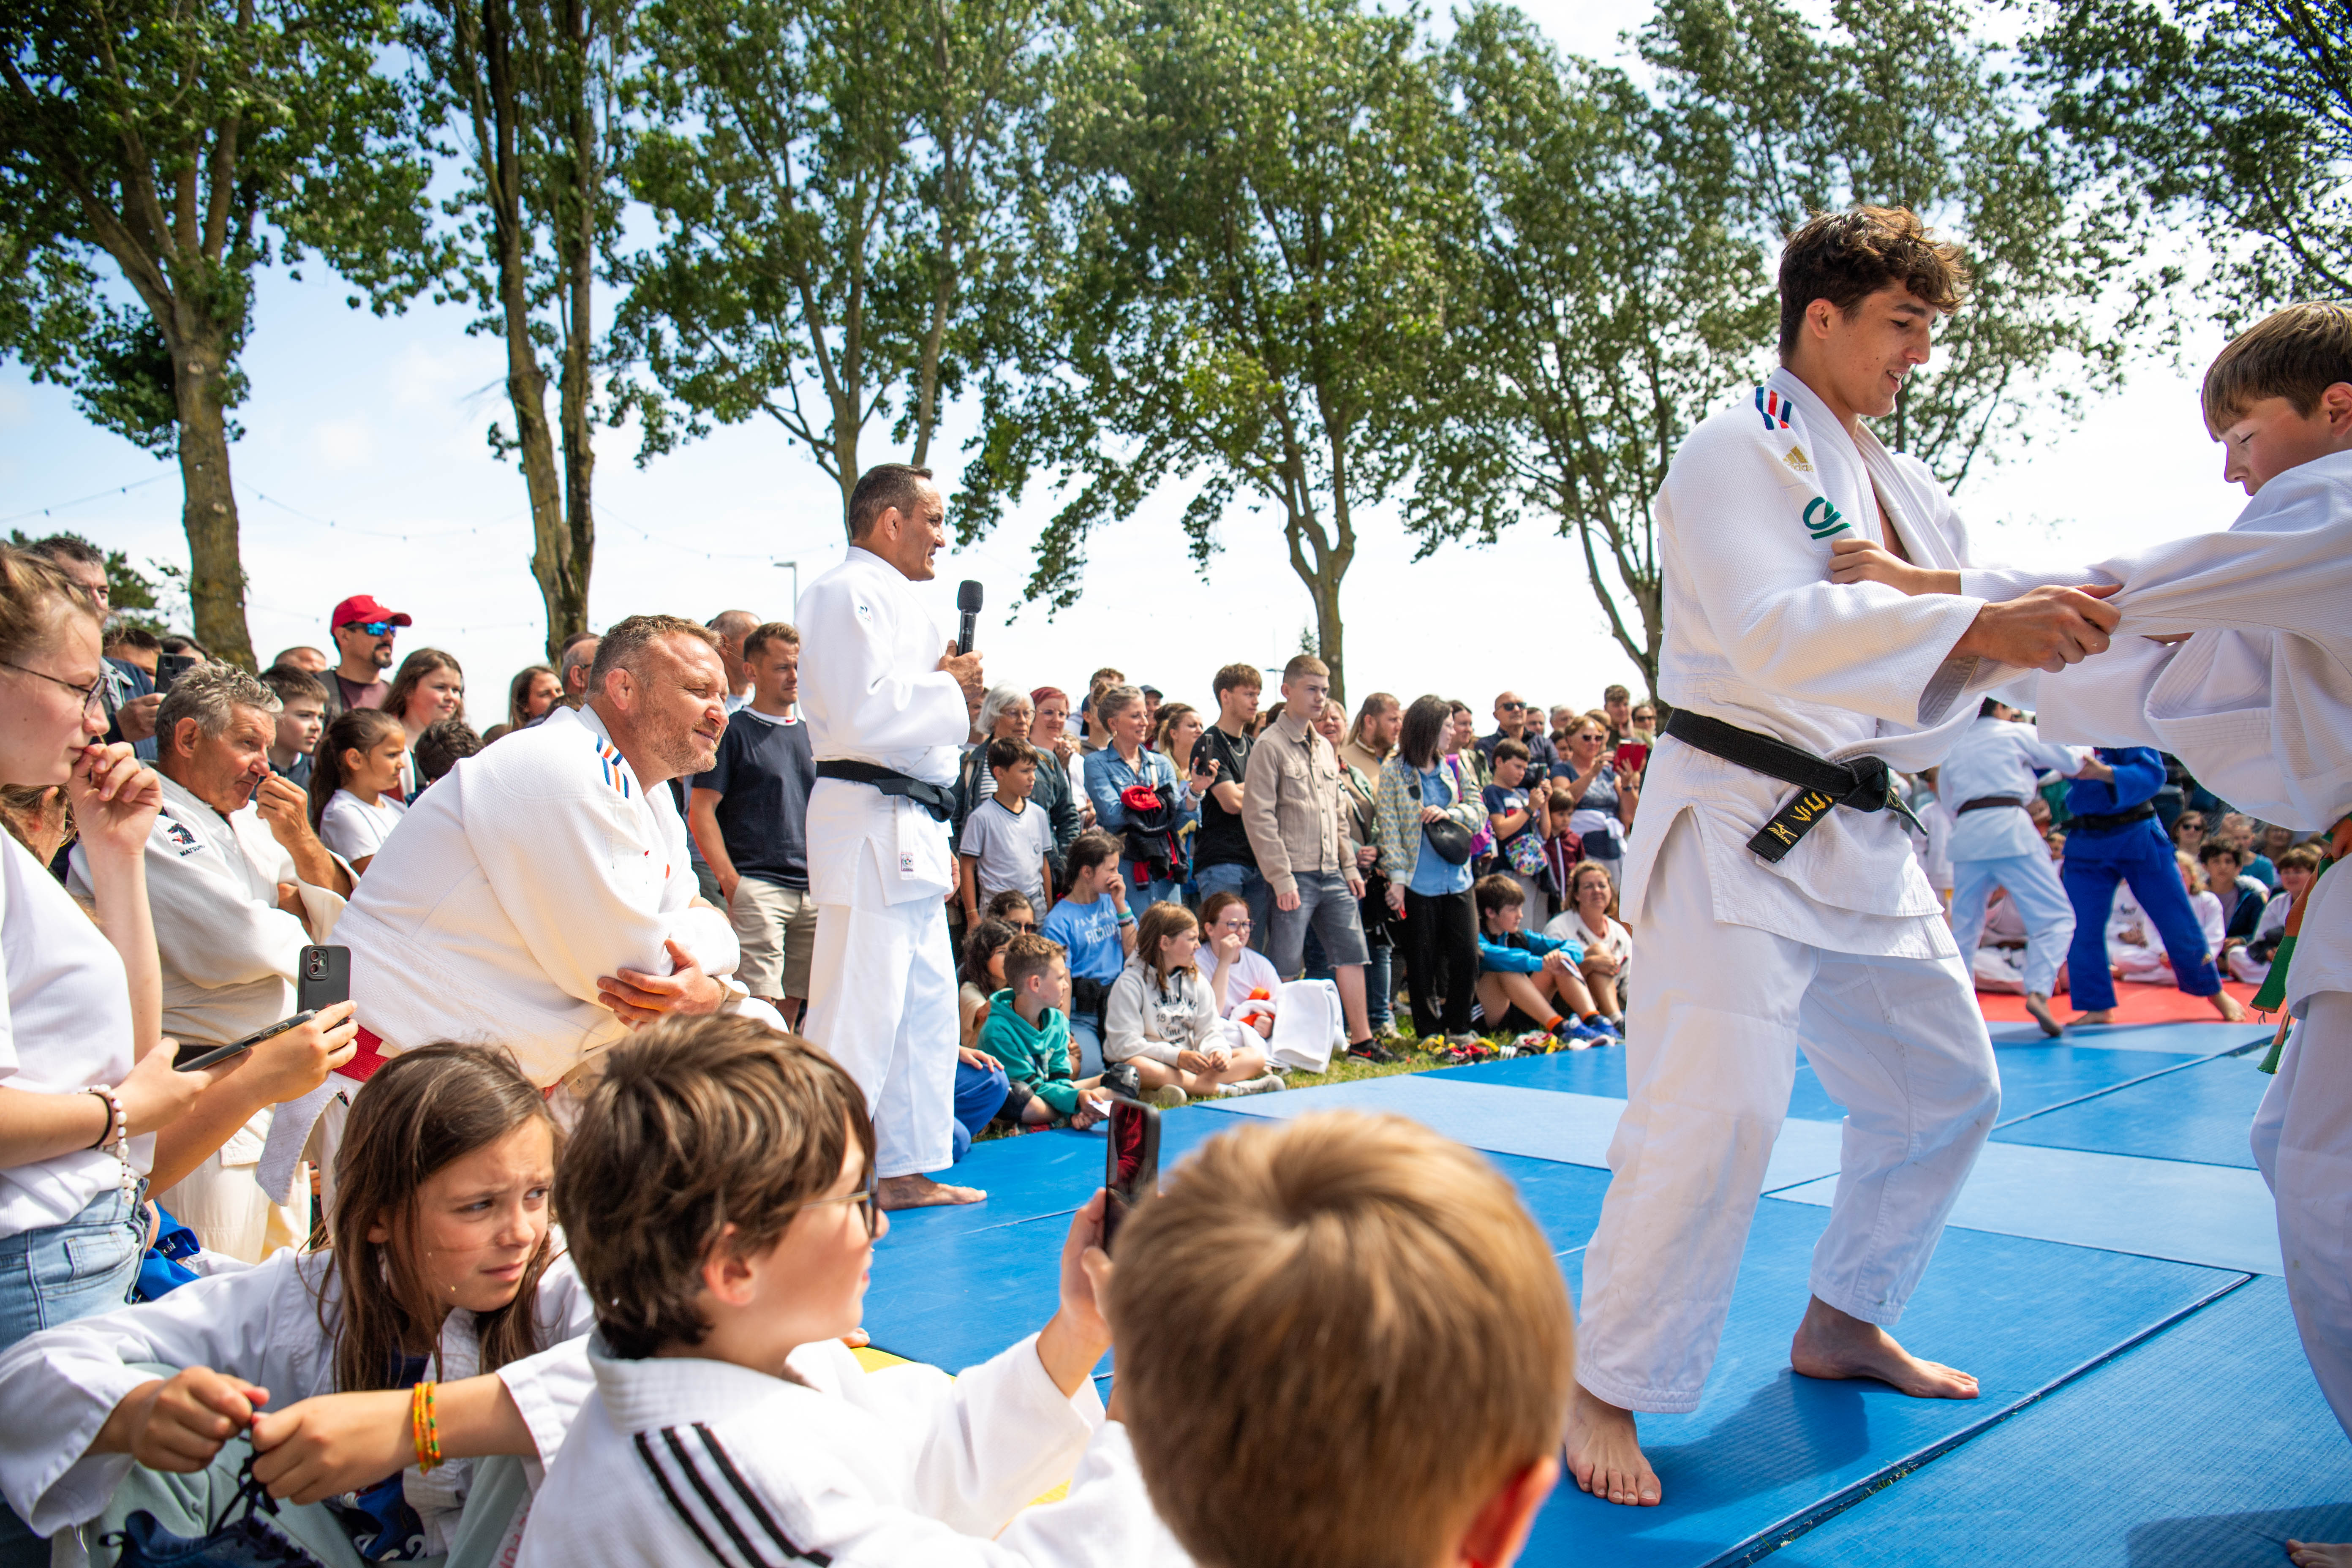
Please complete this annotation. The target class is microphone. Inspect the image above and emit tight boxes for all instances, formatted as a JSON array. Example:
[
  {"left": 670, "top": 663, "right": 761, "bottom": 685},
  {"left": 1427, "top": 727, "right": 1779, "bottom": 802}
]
[{"left": 956, "top": 580, "right": 983, "bottom": 656}]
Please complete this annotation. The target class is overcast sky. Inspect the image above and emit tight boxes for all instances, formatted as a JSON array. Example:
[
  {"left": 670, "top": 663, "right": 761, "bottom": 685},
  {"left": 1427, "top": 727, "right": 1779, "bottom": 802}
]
[{"left": 0, "top": 1, "right": 2245, "bottom": 726}]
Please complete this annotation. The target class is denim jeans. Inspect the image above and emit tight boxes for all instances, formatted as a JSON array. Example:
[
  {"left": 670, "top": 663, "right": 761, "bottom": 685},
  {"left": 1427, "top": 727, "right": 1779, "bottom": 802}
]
[
  {"left": 952, "top": 1059, "right": 1011, "bottom": 1163},
  {"left": 1194, "top": 862, "right": 1273, "bottom": 952}
]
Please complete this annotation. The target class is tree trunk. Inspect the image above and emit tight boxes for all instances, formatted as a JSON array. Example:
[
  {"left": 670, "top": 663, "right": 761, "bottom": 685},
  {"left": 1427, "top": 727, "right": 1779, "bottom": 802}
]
[
  {"left": 552, "top": 3, "right": 596, "bottom": 659},
  {"left": 170, "top": 321, "right": 256, "bottom": 668},
  {"left": 1305, "top": 562, "right": 1346, "bottom": 707}
]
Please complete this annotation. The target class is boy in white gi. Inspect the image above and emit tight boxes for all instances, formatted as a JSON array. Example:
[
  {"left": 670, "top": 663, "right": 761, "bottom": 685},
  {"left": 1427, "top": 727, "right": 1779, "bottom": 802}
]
[
  {"left": 1567, "top": 206, "right": 2126, "bottom": 1508},
  {"left": 800, "top": 463, "right": 988, "bottom": 1210},
  {"left": 1939, "top": 698, "right": 2102, "bottom": 1036},
  {"left": 519, "top": 1015, "right": 1178, "bottom": 1568}
]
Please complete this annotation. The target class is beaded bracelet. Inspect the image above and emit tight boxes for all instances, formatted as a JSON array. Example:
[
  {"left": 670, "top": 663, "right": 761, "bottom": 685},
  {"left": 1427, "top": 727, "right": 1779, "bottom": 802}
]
[
  {"left": 85, "top": 1086, "right": 135, "bottom": 1202},
  {"left": 411, "top": 1380, "right": 443, "bottom": 1472}
]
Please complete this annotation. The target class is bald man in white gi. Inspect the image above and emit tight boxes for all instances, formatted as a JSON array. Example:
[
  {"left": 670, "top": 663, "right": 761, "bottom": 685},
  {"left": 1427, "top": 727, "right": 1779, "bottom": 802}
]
[
  {"left": 1565, "top": 207, "right": 2125, "bottom": 1508},
  {"left": 800, "top": 463, "right": 988, "bottom": 1210}
]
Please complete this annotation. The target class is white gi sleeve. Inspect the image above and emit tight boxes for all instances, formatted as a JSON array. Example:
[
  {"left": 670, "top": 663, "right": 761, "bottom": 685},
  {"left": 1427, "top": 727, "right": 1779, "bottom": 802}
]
[
  {"left": 799, "top": 570, "right": 969, "bottom": 760},
  {"left": 1666, "top": 420, "right": 1987, "bottom": 726},
  {"left": 498, "top": 1336, "right": 596, "bottom": 1480},
  {"left": 0, "top": 1251, "right": 321, "bottom": 1533}
]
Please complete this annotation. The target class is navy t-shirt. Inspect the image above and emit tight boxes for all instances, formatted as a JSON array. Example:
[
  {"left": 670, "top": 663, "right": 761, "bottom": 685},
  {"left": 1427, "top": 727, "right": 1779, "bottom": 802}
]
[{"left": 692, "top": 709, "right": 814, "bottom": 889}]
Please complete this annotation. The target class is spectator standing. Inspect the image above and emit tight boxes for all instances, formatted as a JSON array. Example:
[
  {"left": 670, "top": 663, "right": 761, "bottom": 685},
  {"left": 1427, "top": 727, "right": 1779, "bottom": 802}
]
[
  {"left": 318, "top": 595, "right": 406, "bottom": 724},
  {"left": 412, "top": 718, "right": 480, "bottom": 791},
  {"left": 307, "top": 708, "right": 409, "bottom": 873},
  {"left": 1536, "top": 784, "right": 1585, "bottom": 919},
  {"left": 948, "top": 685, "right": 1034, "bottom": 838},
  {"left": 1193, "top": 664, "right": 1269, "bottom": 946},
  {"left": 1026, "top": 685, "right": 1090, "bottom": 845},
  {"left": 1377, "top": 695, "right": 1485, "bottom": 1048},
  {"left": 1447, "top": 701, "right": 1492, "bottom": 795},
  {"left": 958, "top": 737, "right": 1057, "bottom": 925},
  {"left": 1480, "top": 690, "right": 1561, "bottom": 778},
  {"left": 23, "top": 539, "right": 161, "bottom": 751},
  {"left": 70, "top": 664, "right": 358, "bottom": 1260},
  {"left": 1083, "top": 683, "right": 1205, "bottom": 911},
  {"left": 271, "top": 647, "right": 329, "bottom": 675},
  {"left": 1484, "top": 739, "right": 1552, "bottom": 917},
  {"left": 1602, "top": 684, "right": 1634, "bottom": 745},
  {"left": 705, "top": 610, "right": 759, "bottom": 711},
  {"left": 259, "top": 664, "right": 327, "bottom": 790},
  {"left": 383, "top": 648, "right": 465, "bottom": 796},
  {"left": 1311, "top": 698, "right": 1395, "bottom": 1035},
  {"left": 1339, "top": 691, "right": 1401, "bottom": 780},
  {"left": 485, "top": 663, "right": 561, "bottom": 743},
  {"left": 553, "top": 632, "right": 600, "bottom": 711},
  {"left": 1242, "top": 656, "right": 1382, "bottom": 1060},
  {"left": 689, "top": 622, "right": 818, "bottom": 1021},
  {"left": 1079, "top": 666, "right": 1126, "bottom": 754},
  {"left": 1555, "top": 712, "right": 1639, "bottom": 886}
]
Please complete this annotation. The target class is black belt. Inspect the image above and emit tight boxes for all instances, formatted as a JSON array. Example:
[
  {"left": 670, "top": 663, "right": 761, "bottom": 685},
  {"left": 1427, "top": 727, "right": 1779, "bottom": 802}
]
[
  {"left": 1663, "top": 709, "right": 1921, "bottom": 864},
  {"left": 1956, "top": 795, "right": 2029, "bottom": 816},
  {"left": 2068, "top": 803, "right": 2158, "bottom": 834},
  {"left": 814, "top": 759, "right": 955, "bottom": 822}
]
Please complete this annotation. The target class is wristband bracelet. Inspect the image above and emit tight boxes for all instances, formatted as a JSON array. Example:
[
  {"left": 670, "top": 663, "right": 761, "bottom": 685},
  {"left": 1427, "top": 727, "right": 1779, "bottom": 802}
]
[
  {"left": 411, "top": 1380, "right": 443, "bottom": 1472},
  {"left": 86, "top": 1085, "right": 136, "bottom": 1201},
  {"left": 1115, "top": 911, "right": 1135, "bottom": 926}
]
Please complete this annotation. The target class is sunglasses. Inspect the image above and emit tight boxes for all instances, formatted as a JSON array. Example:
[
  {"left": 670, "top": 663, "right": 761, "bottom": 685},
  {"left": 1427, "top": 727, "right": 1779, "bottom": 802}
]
[
  {"left": 1498, "top": 700, "right": 1526, "bottom": 710},
  {"left": 800, "top": 1176, "right": 880, "bottom": 1239},
  {"left": 341, "top": 620, "right": 399, "bottom": 637},
  {"left": 1007, "top": 920, "right": 1039, "bottom": 932}
]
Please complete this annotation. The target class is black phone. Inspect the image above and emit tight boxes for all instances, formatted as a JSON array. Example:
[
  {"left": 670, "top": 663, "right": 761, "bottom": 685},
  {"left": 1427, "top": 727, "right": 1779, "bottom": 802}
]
[
  {"left": 177, "top": 1010, "right": 316, "bottom": 1072},
  {"left": 154, "top": 653, "right": 197, "bottom": 692},
  {"left": 297, "top": 945, "right": 351, "bottom": 1013},
  {"left": 1100, "top": 1097, "right": 1161, "bottom": 1253}
]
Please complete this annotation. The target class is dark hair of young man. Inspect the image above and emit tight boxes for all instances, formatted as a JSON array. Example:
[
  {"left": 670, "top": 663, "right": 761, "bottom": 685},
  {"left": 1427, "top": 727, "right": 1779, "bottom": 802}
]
[{"left": 1777, "top": 205, "right": 1970, "bottom": 360}]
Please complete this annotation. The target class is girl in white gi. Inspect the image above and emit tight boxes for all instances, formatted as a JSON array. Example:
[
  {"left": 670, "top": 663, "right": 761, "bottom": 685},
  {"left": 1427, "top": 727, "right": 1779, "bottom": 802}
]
[
  {"left": 2107, "top": 852, "right": 2225, "bottom": 984},
  {"left": 516, "top": 1014, "right": 1184, "bottom": 1568},
  {"left": 1104, "top": 904, "right": 1279, "bottom": 1100},
  {"left": 310, "top": 708, "right": 411, "bottom": 873},
  {"left": 0, "top": 1043, "right": 594, "bottom": 1565}
]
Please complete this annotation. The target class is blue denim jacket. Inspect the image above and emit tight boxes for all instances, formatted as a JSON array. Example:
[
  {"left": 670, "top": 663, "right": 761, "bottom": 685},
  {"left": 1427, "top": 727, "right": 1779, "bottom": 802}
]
[{"left": 1083, "top": 745, "right": 1198, "bottom": 834}]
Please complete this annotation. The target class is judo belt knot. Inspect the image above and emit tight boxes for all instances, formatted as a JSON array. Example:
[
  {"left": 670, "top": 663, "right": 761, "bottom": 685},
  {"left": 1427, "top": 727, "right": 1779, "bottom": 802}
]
[{"left": 1661, "top": 709, "right": 1924, "bottom": 865}]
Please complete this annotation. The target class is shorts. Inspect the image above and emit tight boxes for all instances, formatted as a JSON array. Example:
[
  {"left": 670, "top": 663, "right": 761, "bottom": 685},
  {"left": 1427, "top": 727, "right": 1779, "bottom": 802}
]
[
  {"left": 1267, "top": 869, "right": 1370, "bottom": 976},
  {"left": 729, "top": 877, "right": 820, "bottom": 999}
]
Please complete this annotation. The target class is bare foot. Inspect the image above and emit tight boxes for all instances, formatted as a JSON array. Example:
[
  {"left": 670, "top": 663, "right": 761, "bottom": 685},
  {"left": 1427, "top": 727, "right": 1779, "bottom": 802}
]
[
  {"left": 2070, "top": 1008, "right": 2116, "bottom": 1026},
  {"left": 2211, "top": 991, "right": 2249, "bottom": 1023},
  {"left": 1563, "top": 1383, "right": 1661, "bottom": 1507},
  {"left": 2287, "top": 1541, "right": 2352, "bottom": 1566},
  {"left": 2023, "top": 993, "right": 2064, "bottom": 1037},
  {"left": 877, "top": 1173, "right": 986, "bottom": 1210},
  {"left": 1789, "top": 1297, "right": 1979, "bottom": 1399}
]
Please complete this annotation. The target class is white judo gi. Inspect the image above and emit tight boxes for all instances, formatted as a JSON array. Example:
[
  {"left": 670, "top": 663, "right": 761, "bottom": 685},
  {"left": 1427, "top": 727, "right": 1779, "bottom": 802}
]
[
  {"left": 1940, "top": 715, "right": 2085, "bottom": 998},
  {"left": 66, "top": 775, "right": 346, "bottom": 1258},
  {"left": 0, "top": 1247, "right": 594, "bottom": 1549},
  {"left": 799, "top": 547, "right": 971, "bottom": 1179},
  {"left": 2034, "top": 446, "right": 2352, "bottom": 1437},
  {"left": 516, "top": 1332, "right": 1189, "bottom": 1568},
  {"left": 1580, "top": 368, "right": 2029, "bottom": 1413}
]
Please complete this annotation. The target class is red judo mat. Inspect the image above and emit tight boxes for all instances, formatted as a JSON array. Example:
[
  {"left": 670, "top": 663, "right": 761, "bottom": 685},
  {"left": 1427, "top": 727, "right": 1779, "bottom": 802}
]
[{"left": 1977, "top": 979, "right": 2265, "bottom": 1026}]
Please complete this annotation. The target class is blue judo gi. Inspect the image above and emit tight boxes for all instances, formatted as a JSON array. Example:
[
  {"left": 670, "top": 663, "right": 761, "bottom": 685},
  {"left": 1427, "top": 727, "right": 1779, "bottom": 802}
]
[{"left": 2061, "top": 748, "right": 2222, "bottom": 1011}]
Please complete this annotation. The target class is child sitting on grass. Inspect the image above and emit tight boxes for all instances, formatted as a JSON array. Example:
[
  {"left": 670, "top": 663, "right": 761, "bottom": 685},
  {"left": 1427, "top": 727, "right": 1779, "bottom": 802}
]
[
  {"left": 517, "top": 1014, "right": 1171, "bottom": 1566},
  {"left": 1106, "top": 903, "right": 1282, "bottom": 1104},
  {"left": 980, "top": 934, "right": 1113, "bottom": 1130},
  {"left": 1474, "top": 874, "right": 1619, "bottom": 1046}
]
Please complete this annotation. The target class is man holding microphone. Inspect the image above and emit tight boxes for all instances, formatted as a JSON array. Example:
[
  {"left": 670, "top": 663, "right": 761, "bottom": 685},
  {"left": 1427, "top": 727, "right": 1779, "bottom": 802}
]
[{"left": 800, "top": 464, "right": 988, "bottom": 1209}]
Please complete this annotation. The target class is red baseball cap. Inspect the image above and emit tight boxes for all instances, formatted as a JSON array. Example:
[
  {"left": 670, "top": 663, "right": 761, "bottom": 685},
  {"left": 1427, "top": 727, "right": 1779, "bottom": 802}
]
[{"left": 331, "top": 594, "right": 412, "bottom": 630}]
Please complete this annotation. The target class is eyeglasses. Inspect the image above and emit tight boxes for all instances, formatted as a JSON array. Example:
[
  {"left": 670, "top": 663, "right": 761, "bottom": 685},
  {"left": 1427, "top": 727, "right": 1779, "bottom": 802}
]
[
  {"left": 1007, "top": 920, "right": 1039, "bottom": 932},
  {"left": 799, "top": 1177, "right": 880, "bottom": 1239},
  {"left": 1497, "top": 700, "right": 1525, "bottom": 711},
  {"left": 1, "top": 659, "right": 106, "bottom": 713},
  {"left": 341, "top": 620, "right": 399, "bottom": 637}
]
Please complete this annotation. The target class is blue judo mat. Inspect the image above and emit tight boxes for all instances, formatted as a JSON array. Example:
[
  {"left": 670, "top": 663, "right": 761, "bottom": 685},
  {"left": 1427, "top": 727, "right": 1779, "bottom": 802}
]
[{"left": 1993, "top": 1046, "right": 2272, "bottom": 1168}]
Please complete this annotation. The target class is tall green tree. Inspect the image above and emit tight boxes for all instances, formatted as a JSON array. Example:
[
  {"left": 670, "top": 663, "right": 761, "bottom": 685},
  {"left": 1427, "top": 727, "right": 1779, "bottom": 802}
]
[
  {"left": 618, "top": 0, "right": 1045, "bottom": 515},
  {"left": 0, "top": 0, "right": 429, "bottom": 666},
  {"left": 2031, "top": 0, "right": 2351, "bottom": 326},
  {"left": 1421, "top": 4, "right": 1769, "bottom": 695},
  {"left": 408, "top": 0, "right": 626, "bottom": 662},
  {"left": 964, "top": 0, "right": 1461, "bottom": 699}
]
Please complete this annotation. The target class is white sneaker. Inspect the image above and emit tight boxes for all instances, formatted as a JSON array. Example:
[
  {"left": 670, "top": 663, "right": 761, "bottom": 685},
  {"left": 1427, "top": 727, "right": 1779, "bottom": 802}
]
[
  {"left": 1150, "top": 1084, "right": 1190, "bottom": 1109},
  {"left": 1217, "top": 1073, "right": 1286, "bottom": 1098}
]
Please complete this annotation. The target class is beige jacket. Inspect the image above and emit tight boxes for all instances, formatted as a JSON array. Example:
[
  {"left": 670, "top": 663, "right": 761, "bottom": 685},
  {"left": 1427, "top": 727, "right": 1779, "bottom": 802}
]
[{"left": 1241, "top": 709, "right": 1347, "bottom": 898}]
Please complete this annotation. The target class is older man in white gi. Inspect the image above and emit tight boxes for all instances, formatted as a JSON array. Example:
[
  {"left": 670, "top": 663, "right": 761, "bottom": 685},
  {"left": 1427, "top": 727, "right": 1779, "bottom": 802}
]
[
  {"left": 1939, "top": 697, "right": 2102, "bottom": 1036},
  {"left": 1565, "top": 207, "right": 2126, "bottom": 1508},
  {"left": 800, "top": 463, "right": 987, "bottom": 1210},
  {"left": 271, "top": 616, "right": 772, "bottom": 1185}
]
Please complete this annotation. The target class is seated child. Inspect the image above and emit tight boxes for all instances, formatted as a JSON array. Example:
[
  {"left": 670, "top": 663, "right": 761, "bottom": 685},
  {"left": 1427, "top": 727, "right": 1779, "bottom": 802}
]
[
  {"left": 2231, "top": 843, "right": 2322, "bottom": 984},
  {"left": 959, "top": 917, "right": 1019, "bottom": 1051},
  {"left": 1474, "top": 874, "right": 1618, "bottom": 1045},
  {"left": 1109, "top": 1110, "right": 1575, "bottom": 1568},
  {"left": 0, "top": 1044, "right": 593, "bottom": 1561},
  {"left": 1200, "top": 890, "right": 1282, "bottom": 1032},
  {"left": 1043, "top": 829, "right": 1140, "bottom": 1070},
  {"left": 515, "top": 1014, "right": 1173, "bottom": 1567},
  {"left": 979, "top": 934, "right": 1112, "bottom": 1130},
  {"left": 1106, "top": 903, "right": 1280, "bottom": 1103},
  {"left": 2111, "top": 851, "right": 2226, "bottom": 983}
]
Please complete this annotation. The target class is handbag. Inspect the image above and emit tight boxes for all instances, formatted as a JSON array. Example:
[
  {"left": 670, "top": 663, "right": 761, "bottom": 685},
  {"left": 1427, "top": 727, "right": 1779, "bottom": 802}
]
[
  {"left": 1505, "top": 828, "right": 1548, "bottom": 878},
  {"left": 1410, "top": 765, "right": 1475, "bottom": 865}
]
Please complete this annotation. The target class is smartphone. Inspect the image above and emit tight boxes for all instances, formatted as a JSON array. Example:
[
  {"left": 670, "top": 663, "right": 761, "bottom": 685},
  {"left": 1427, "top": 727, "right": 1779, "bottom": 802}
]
[
  {"left": 297, "top": 945, "right": 351, "bottom": 1013},
  {"left": 154, "top": 653, "right": 197, "bottom": 692},
  {"left": 177, "top": 1010, "right": 316, "bottom": 1072},
  {"left": 1612, "top": 740, "right": 1650, "bottom": 776},
  {"left": 1100, "top": 1098, "right": 1162, "bottom": 1254}
]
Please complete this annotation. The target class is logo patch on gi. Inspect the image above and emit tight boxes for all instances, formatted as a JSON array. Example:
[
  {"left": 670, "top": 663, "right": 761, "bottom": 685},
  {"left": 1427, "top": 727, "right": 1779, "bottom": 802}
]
[
  {"left": 1802, "top": 496, "right": 1848, "bottom": 540},
  {"left": 854, "top": 600, "right": 874, "bottom": 625},
  {"left": 591, "top": 736, "right": 632, "bottom": 799},
  {"left": 161, "top": 818, "right": 204, "bottom": 858},
  {"left": 1782, "top": 444, "right": 1813, "bottom": 473},
  {"left": 900, "top": 849, "right": 917, "bottom": 874},
  {"left": 1755, "top": 387, "right": 1794, "bottom": 430}
]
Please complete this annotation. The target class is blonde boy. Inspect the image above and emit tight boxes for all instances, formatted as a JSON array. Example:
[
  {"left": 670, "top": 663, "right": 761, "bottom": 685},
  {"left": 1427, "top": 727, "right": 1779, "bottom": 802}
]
[{"left": 1109, "top": 1111, "right": 1575, "bottom": 1568}]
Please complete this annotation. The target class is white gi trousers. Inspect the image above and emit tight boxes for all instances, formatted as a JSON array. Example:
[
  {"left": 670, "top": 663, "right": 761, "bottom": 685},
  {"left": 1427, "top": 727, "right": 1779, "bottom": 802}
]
[
  {"left": 804, "top": 844, "right": 960, "bottom": 1179},
  {"left": 2251, "top": 990, "right": 2352, "bottom": 1438},
  {"left": 1949, "top": 851, "right": 2076, "bottom": 1000},
  {"left": 1576, "top": 815, "right": 2001, "bottom": 1412}
]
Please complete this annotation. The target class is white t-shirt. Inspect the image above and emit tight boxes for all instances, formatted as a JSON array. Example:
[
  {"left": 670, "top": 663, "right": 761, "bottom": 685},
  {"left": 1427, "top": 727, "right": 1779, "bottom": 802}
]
[
  {"left": 1544, "top": 909, "right": 1633, "bottom": 977},
  {"left": 0, "top": 834, "right": 150, "bottom": 1239},
  {"left": 1211, "top": 945, "right": 1283, "bottom": 1015},
  {"left": 319, "top": 789, "right": 406, "bottom": 863},
  {"left": 956, "top": 795, "right": 1053, "bottom": 904}
]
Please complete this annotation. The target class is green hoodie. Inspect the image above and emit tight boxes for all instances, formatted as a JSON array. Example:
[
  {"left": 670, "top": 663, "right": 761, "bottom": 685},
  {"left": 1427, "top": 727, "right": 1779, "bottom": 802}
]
[{"left": 977, "top": 989, "right": 1081, "bottom": 1115}]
